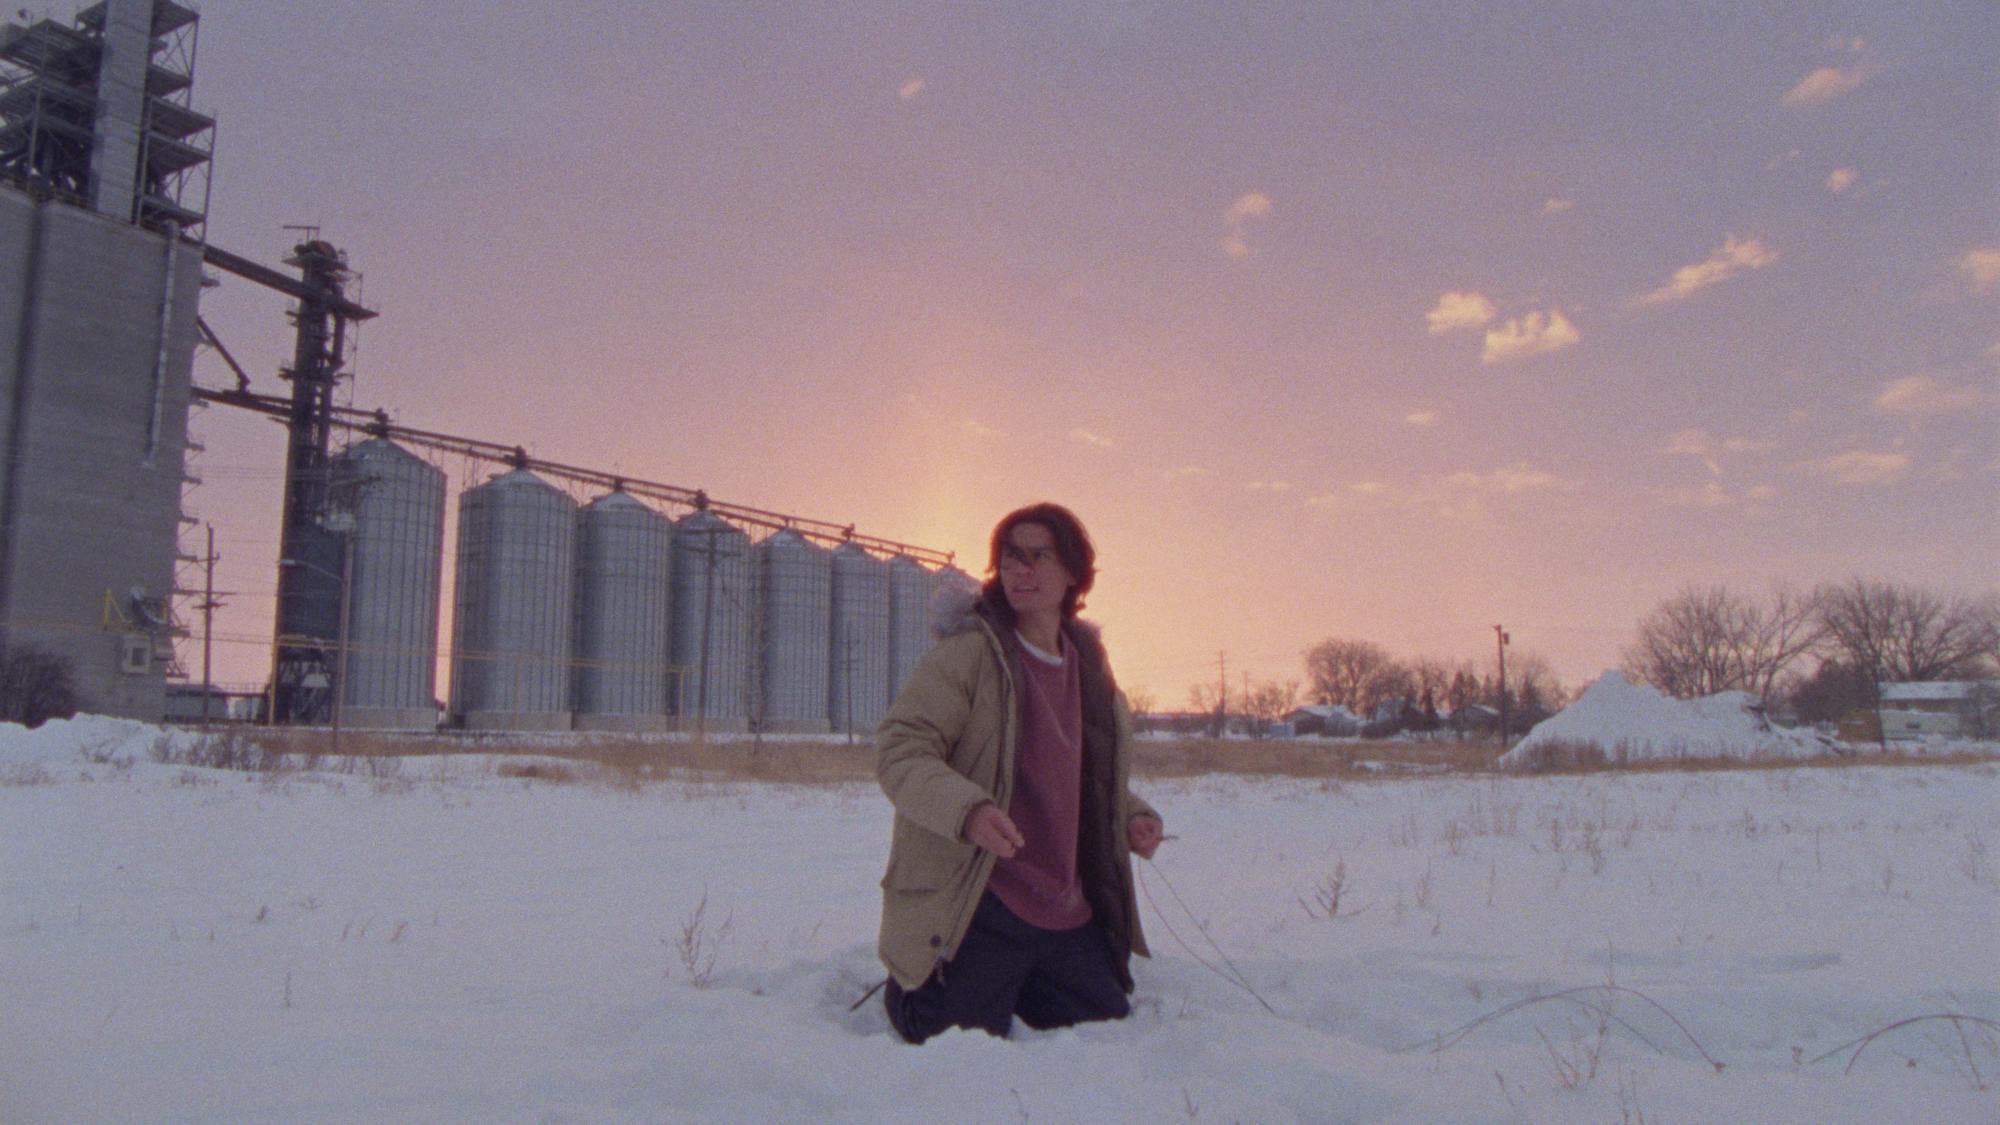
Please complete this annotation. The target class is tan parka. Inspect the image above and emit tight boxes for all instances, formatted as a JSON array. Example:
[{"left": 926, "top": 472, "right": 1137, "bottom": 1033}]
[{"left": 875, "top": 595, "right": 1157, "bottom": 991}]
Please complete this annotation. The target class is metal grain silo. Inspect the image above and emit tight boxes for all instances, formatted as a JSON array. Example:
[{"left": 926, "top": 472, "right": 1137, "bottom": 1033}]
[
  {"left": 331, "top": 438, "right": 445, "bottom": 729},
  {"left": 449, "top": 469, "right": 576, "bottom": 730},
  {"left": 829, "top": 542, "right": 890, "bottom": 735},
  {"left": 753, "top": 529, "right": 831, "bottom": 733},
  {"left": 670, "top": 508, "right": 752, "bottom": 732},
  {"left": 886, "top": 556, "right": 934, "bottom": 707},
  {"left": 572, "top": 490, "right": 673, "bottom": 731}
]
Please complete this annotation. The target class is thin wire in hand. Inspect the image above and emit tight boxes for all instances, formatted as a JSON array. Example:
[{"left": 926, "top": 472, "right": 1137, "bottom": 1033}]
[{"left": 1137, "top": 855, "right": 1277, "bottom": 1015}]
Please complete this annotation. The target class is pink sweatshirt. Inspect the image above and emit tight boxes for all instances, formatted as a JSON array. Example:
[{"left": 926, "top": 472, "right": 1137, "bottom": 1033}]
[{"left": 985, "top": 631, "right": 1092, "bottom": 931}]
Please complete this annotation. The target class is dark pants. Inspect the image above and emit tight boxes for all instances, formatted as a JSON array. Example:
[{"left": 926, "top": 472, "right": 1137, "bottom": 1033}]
[{"left": 885, "top": 893, "right": 1130, "bottom": 1044}]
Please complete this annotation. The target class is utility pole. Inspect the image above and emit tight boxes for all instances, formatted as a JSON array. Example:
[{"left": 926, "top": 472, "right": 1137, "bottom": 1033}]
[
  {"left": 333, "top": 525, "right": 352, "bottom": 756},
  {"left": 1215, "top": 651, "right": 1228, "bottom": 737},
  {"left": 842, "top": 631, "right": 856, "bottom": 744},
  {"left": 1494, "top": 624, "right": 1511, "bottom": 746},
  {"left": 196, "top": 524, "right": 224, "bottom": 726},
  {"left": 681, "top": 520, "right": 742, "bottom": 744}
]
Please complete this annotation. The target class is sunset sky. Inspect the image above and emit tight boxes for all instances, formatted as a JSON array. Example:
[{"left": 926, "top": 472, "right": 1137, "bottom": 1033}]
[{"left": 180, "top": 2, "right": 1996, "bottom": 705}]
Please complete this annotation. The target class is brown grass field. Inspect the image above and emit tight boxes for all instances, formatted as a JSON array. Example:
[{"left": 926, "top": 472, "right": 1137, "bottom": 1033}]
[{"left": 206, "top": 726, "right": 1995, "bottom": 786}]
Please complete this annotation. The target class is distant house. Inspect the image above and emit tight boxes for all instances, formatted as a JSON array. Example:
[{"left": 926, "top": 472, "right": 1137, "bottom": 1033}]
[
  {"left": 1133, "top": 709, "right": 1242, "bottom": 737},
  {"left": 1874, "top": 681, "right": 1999, "bottom": 740},
  {"left": 1283, "top": 704, "right": 1362, "bottom": 737},
  {"left": 1447, "top": 703, "right": 1499, "bottom": 736},
  {"left": 1445, "top": 701, "right": 1553, "bottom": 738}
]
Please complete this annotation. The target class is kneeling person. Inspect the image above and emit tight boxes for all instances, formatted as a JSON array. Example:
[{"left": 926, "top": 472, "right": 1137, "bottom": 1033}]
[{"left": 875, "top": 503, "right": 1165, "bottom": 1043}]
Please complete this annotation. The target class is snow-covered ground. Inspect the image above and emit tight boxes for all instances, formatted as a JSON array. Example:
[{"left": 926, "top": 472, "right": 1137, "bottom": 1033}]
[{"left": 4, "top": 718, "right": 1997, "bottom": 1123}]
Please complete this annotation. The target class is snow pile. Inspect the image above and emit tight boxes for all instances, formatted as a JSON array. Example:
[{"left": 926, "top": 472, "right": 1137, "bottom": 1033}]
[
  {"left": 1500, "top": 671, "right": 1841, "bottom": 769},
  {"left": 0, "top": 713, "right": 209, "bottom": 778}
]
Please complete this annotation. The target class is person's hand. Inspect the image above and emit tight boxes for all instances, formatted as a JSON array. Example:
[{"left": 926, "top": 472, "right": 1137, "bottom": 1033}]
[
  {"left": 965, "top": 802, "right": 1025, "bottom": 858},
  {"left": 1128, "top": 813, "right": 1164, "bottom": 860}
]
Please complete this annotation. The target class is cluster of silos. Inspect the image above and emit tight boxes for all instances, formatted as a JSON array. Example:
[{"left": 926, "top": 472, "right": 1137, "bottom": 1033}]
[
  {"left": 571, "top": 492, "right": 672, "bottom": 731},
  {"left": 754, "top": 530, "right": 831, "bottom": 732},
  {"left": 829, "top": 543, "right": 891, "bottom": 735},
  {"left": 331, "top": 438, "right": 446, "bottom": 729},
  {"left": 448, "top": 469, "right": 578, "bottom": 730},
  {"left": 326, "top": 452, "right": 958, "bottom": 734},
  {"left": 669, "top": 509, "right": 755, "bottom": 732}
]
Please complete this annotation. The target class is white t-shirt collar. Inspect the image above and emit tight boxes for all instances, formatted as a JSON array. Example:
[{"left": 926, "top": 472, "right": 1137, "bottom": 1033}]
[{"left": 1015, "top": 630, "right": 1066, "bottom": 666}]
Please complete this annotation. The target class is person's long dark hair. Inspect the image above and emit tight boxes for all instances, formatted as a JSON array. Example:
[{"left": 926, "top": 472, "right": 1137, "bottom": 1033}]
[{"left": 977, "top": 502, "right": 1097, "bottom": 628}]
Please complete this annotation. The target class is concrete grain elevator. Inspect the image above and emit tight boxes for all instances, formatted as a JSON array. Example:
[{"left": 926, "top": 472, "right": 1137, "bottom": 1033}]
[{"left": 0, "top": 0, "right": 209, "bottom": 720}]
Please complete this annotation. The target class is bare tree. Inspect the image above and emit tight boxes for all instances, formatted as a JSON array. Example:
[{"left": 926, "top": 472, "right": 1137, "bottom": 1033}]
[
  {"left": 1122, "top": 686, "right": 1157, "bottom": 717},
  {"left": 1407, "top": 656, "right": 1453, "bottom": 705},
  {"left": 1817, "top": 578, "right": 1994, "bottom": 683},
  {"left": 1442, "top": 661, "right": 1482, "bottom": 715},
  {"left": 1506, "top": 652, "right": 1565, "bottom": 713},
  {"left": 1787, "top": 659, "right": 1873, "bottom": 725},
  {"left": 1186, "top": 681, "right": 1222, "bottom": 714},
  {"left": 1624, "top": 583, "right": 1822, "bottom": 700},
  {"left": 1737, "top": 583, "right": 1825, "bottom": 698},
  {"left": 1303, "top": 638, "right": 1408, "bottom": 714},
  {"left": 1972, "top": 592, "right": 2000, "bottom": 678},
  {"left": 1186, "top": 681, "right": 1227, "bottom": 737},
  {"left": 1623, "top": 585, "right": 1741, "bottom": 699},
  {"left": 1243, "top": 678, "right": 1300, "bottom": 726}
]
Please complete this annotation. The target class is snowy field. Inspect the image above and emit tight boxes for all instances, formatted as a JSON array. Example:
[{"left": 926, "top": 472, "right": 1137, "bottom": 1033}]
[{"left": 3, "top": 718, "right": 1998, "bottom": 1123}]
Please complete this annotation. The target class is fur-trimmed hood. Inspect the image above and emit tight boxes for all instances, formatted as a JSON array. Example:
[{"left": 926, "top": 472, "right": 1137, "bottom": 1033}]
[{"left": 928, "top": 577, "right": 1106, "bottom": 647}]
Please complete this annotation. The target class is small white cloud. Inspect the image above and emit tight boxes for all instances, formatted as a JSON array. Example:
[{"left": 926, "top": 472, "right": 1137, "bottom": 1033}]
[
  {"left": 1959, "top": 247, "right": 2000, "bottom": 294},
  {"left": 1302, "top": 480, "right": 1389, "bottom": 512},
  {"left": 1664, "top": 429, "right": 1722, "bottom": 475},
  {"left": 1663, "top": 430, "right": 1710, "bottom": 456},
  {"left": 1481, "top": 310, "right": 1580, "bottom": 364},
  {"left": 898, "top": 77, "right": 926, "bottom": 100},
  {"left": 1219, "top": 192, "right": 1271, "bottom": 258},
  {"left": 1874, "top": 373, "right": 1995, "bottom": 415},
  {"left": 1444, "top": 463, "right": 1572, "bottom": 493},
  {"left": 1246, "top": 480, "right": 1292, "bottom": 493},
  {"left": 1664, "top": 429, "right": 1779, "bottom": 476},
  {"left": 1783, "top": 65, "right": 1874, "bottom": 107},
  {"left": 1162, "top": 465, "right": 1211, "bottom": 481},
  {"left": 961, "top": 418, "right": 1005, "bottom": 440},
  {"left": 1425, "top": 291, "right": 1497, "bottom": 335},
  {"left": 1069, "top": 428, "right": 1117, "bottom": 450},
  {"left": 1541, "top": 197, "right": 1573, "bottom": 215},
  {"left": 1224, "top": 191, "right": 1273, "bottom": 224},
  {"left": 1308, "top": 467, "right": 1575, "bottom": 519},
  {"left": 1826, "top": 35, "right": 1867, "bottom": 53},
  {"left": 1629, "top": 235, "right": 1779, "bottom": 308},
  {"left": 1657, "top": 482, "right": 1735, "bottom": 509},
  {"left": 1655, "top": 481, "right": 1779, "bottom": 509},
  {"left": 1825, "top": 167, "right": 1858, "bottom": 194},
  {"left": 1405, "top": 410, "right": 1439, "bottom": 427},
  {"left": 1799, "top": 450, "right": 1909, "bottom": 485}
]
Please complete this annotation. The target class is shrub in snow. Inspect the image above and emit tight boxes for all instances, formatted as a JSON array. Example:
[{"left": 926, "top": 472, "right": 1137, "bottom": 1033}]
[
  {"left": 1499, "top": 672, "right": 1842, "bottom": 770},
  {"left": 0, "top": 647, "right": 77, "bottom": 729}
]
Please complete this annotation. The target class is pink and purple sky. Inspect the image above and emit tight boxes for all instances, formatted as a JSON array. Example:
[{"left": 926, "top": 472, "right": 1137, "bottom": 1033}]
[{"left": 182, "top": 2, "right": 1996, "bottom": 704}]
